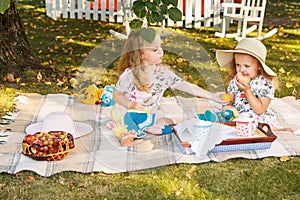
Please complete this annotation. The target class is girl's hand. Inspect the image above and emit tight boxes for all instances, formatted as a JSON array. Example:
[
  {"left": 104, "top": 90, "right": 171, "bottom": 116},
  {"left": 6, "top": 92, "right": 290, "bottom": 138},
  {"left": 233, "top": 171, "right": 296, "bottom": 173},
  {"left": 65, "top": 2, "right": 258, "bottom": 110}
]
[
  {"left": 235, "top": 72, "right": 250, "bottom": 91},
  {"left": 222, "top": 104, "right": 234, "bottom": 110},
  {"left": 236, "top": 80, "right": 250, "bottom": 91},
  {"left": 220, "top": 93, "right": 233, "bottom": 103},
  {"left": 212, "top": 92, "right": 227, "bottom": 104},
  {"left": 129, "top": 101, "right": 148, "bottom": 111}
]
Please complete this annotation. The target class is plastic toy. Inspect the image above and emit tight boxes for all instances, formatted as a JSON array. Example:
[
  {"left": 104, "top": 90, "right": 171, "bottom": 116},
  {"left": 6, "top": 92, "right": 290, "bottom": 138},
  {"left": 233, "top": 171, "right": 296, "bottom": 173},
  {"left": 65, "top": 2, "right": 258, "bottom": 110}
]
[
  {"left": 101, "top": 85, "right": 115, "bottom": 107},
  {"left": 74, "top": 84, "right": 103, "bottom": 105},
  {"left": 197, "top": 108, "right": 239, "bottom": 122}
]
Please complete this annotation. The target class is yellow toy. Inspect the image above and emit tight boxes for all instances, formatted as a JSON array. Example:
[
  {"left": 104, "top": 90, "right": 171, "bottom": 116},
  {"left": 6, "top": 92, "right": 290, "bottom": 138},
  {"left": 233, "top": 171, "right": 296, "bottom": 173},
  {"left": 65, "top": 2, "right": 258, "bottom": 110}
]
[
  {"left": 73, "top": 84, "right": 103, "bottom": 105},
  {"left": 110, "top": 105, "right": 128, "bottom": 137}
]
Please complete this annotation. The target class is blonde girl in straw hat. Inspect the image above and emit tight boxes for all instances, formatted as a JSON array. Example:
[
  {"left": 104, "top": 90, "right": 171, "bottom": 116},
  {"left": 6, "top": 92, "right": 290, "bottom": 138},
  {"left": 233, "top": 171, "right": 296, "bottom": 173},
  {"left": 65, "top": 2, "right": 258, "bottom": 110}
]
[{"left": 216, "top": 38, "right": 293, "bottom": 132}]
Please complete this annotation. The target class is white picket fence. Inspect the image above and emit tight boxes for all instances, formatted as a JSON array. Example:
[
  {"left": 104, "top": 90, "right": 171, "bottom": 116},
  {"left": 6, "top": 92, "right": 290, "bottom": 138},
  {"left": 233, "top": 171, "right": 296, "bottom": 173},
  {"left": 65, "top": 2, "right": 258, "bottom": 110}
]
[{"left": 45, "top": 0, "right": 223, "bottom": 29}]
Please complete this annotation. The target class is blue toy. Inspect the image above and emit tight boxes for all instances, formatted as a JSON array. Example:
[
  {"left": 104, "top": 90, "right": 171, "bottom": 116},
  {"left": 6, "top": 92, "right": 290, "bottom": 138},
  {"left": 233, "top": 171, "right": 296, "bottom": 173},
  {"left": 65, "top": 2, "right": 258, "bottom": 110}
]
[
  {"left": 101, "top": 85, "right": 115, "bottom": 107},
  {"left": 197, "top": 109, "right": 236, "bottom": 122},
  {"left": 216, "top": 110, "right": 234, "bottom": 122}
]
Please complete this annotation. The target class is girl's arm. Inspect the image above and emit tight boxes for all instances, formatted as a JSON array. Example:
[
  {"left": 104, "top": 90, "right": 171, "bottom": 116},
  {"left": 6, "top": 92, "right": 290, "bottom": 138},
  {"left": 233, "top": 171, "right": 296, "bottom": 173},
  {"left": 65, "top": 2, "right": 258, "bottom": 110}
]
[
  {"left": 236, "top": 81, "right": 271, "bottom": 114},
  {"left": 173, "top": 81, "right": 224, "bottom": 103},
  {"left": 113, "top": 89, "right": 131, "bottom": 109},
  {"left": 244, "top": 87, "right": 271, "bottom": 114},
  {"left": 113, "top": 89, "right": 147, "bottom": 111}
]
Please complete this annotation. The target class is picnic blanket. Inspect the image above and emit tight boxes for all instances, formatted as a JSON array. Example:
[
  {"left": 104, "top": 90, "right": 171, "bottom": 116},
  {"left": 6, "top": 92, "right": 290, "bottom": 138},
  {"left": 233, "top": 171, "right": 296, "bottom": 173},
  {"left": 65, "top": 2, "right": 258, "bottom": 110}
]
[{"left": 1, "top": 93, "right": 300, "bottom": 177}]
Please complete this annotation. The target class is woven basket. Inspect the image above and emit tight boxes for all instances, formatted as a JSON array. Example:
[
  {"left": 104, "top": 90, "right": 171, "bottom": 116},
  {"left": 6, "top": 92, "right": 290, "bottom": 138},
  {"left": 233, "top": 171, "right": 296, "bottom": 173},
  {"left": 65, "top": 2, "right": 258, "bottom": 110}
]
[{"left": 22, "top": 131, "right": 75, "bottom": 161}]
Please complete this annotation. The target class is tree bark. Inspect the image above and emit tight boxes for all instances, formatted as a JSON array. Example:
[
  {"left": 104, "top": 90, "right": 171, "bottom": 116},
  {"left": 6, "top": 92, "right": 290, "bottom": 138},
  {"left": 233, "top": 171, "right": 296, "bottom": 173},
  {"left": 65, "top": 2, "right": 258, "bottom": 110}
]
[{"left": 0, "top": 0, "right": 42, "bottom": 79}]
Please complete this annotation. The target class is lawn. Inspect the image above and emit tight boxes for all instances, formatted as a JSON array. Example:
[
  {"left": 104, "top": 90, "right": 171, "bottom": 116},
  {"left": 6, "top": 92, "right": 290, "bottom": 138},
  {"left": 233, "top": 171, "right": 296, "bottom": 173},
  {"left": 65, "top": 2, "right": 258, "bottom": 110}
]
[{"left": 0, "top": 0, "right": 300, "bottom": 199}]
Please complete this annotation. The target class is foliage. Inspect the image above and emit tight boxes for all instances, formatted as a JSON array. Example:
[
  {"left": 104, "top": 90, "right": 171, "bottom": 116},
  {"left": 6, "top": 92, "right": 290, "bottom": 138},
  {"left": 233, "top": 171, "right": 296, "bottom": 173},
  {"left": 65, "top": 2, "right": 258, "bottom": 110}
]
[
  {"left": 131, "top": 0, "right": 182, "bottom": 29},
  {"left": 0, "top": 0, "right": 10, "bottom": 14},
  {"left": 130, "top": 0, "right": 183, "bottom": 43}
]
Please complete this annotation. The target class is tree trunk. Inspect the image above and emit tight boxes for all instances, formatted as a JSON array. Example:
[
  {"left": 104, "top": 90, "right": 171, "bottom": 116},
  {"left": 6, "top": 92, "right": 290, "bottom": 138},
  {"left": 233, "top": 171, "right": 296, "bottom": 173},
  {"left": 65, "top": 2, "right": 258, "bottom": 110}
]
[{"left": 0, "top": 0, "right": 42, "bottom": 80}]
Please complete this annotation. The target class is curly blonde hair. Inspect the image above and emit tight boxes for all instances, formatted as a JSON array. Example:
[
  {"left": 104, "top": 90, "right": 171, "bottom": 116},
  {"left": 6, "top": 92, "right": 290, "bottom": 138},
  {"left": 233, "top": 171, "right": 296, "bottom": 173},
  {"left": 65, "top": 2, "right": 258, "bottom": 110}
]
[{"left": 118, "top": 30, "right": 157, "bottom": 91}]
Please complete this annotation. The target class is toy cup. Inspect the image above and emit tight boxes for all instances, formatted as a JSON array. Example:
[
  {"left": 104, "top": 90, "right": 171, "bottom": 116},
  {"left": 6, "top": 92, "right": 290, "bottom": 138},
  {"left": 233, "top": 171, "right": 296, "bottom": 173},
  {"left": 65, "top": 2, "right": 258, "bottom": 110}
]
[
  {"left": 192, "top": 120, "right": 212, "bottom": 142},
  {"left": 236, "top": 117, "right": 256, "bottom": 137},
  {"left": 191, "top": 119, "right": 212, "bottom": 157}
]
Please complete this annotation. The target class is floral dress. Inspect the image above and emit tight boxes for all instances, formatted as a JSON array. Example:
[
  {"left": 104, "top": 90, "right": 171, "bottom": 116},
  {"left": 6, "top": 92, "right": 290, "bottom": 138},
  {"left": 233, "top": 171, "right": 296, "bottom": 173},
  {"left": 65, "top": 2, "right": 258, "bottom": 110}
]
[
  {"left": 111, "top": 65, "right": 183, "bottom": 136},
  {"left": 227, "top": 75, "right": 278, "bottom": 126},
  {"left": 115, "top": 65, "right": 183, "bottom": 111}
]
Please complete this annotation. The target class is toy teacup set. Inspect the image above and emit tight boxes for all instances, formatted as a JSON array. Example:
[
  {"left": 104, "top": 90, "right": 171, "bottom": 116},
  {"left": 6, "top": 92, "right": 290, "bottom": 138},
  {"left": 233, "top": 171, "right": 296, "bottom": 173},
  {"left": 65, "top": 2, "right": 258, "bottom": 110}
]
[{"left": 174, "top": 102, "right": 277, "bottom": 154}]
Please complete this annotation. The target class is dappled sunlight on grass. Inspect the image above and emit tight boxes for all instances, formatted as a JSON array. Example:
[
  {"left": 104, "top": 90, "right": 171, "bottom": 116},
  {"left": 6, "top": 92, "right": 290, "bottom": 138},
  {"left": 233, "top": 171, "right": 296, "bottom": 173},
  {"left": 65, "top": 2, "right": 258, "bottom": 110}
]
[
  {"left": 35, "top": 7, "right": 46, "bottom": 13},
  {"left": 281, "top": 28, "right": 300, "bottom": 35},
  {"left": 17, "top": 4, "right": 34, "bottom": 10},
  {"left": 280, "top": 44, "right": 300, "bottom": 50},
  {"left": 0, "top": 87, "right": 18, "bottom": 116},
  {"left": 68, "top": 39, "right": 98, "bottom": 47}
]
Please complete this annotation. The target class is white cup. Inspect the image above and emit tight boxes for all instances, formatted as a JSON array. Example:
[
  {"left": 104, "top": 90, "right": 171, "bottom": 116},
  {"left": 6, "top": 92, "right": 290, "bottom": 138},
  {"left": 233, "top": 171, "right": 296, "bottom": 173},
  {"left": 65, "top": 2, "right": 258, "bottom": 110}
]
[
  {"left": 236, "top": 117, "right": 256, "bottom": 137},
  {"left": 191, "top": 119, "right": 212, "bottom": 157},
  {"left": 193, "top": 120, "right": 212, "bottom": 141}
]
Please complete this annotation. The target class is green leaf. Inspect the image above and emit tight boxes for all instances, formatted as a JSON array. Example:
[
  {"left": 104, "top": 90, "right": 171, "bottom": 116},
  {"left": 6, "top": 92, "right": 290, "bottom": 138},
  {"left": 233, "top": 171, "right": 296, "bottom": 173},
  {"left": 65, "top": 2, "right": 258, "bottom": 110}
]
[
  {"left": 139, "top": 9, "right": 147, "bottom": 18},
  {"left": 152, "top": 12, "right": 165, "bottom": 22},
  {"left": 132, "top": 0, "right": 145, "bottom": 11},
  {"left": 154, "top": 0, "right": 163, "bottom": 6},
  {"left": 141, "top": 27, "right": 156, "bottom": 43},
  {"left": 129, "top": 19, "right": 143, "bottom": 29},
  {"left": 145, "top": 2, "right": 155, "bottom": 11},
  {"left": 132, "top": 1, "right": 146, "bottom": 18},
  {"left": 160, "top": 5, "right": 167, "bottom": 15},
  {"left": 0, "top": 0, "right": 10, "bottom": 14},
  {"left": 169, "top": 0, "right": 178, "bottom": 7},
  {"left": 168, "top": 7, "right": 182, "bottom": 22},
  {"left": 146, "top": 13, "right": 155, "bottom": 24},
  {"left": 162, "top": 0, "right": 170, "bottom": 6}
]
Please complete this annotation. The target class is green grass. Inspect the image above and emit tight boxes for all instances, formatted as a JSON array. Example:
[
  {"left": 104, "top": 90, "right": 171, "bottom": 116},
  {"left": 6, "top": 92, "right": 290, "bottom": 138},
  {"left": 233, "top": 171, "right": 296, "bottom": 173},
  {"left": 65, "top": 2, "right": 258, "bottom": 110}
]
[{"left": 0, "top": 0, "right": 300, "bottom": 199}]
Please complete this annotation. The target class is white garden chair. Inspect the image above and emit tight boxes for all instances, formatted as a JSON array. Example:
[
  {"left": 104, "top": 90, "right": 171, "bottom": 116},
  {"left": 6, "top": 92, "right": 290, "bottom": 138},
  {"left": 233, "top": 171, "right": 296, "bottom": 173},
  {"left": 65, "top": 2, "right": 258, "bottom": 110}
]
[{"left": 215, "top": 0, "right": 277, "bottom": 40}]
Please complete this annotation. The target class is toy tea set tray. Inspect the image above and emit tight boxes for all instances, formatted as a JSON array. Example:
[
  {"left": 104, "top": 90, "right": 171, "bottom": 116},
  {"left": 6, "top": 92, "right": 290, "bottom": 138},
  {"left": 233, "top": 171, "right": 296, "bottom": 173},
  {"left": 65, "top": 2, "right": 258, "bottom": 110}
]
[
  {"left": 209, "top": 122, "right": 277, "bottom": 152},
  {"left": 173, "top": 122, "right": 277, "bottom": 153}
]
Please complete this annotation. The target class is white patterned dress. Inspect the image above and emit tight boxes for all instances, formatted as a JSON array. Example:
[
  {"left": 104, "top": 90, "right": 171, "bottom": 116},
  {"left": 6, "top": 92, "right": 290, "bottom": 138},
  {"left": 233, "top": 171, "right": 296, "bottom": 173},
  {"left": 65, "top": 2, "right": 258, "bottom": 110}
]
[
  {"left": 111, "top": 65, "right": 183, "bottom": 134},
  {"left": 115, "top": 66, "right": 183, "bottom": 111},
  {"left": 227, "top": 75, "right": 278, "bottom": 126}
]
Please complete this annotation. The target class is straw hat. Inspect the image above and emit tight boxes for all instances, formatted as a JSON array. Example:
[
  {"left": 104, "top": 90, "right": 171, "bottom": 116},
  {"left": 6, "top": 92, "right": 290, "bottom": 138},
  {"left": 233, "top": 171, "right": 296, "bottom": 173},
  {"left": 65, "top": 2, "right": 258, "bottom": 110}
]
[
  {"left": 25, "top": 112, "right": 93, "bottom": 139},
  {"left": 216, "top": 38, "right": 277, "bottom": 76}
]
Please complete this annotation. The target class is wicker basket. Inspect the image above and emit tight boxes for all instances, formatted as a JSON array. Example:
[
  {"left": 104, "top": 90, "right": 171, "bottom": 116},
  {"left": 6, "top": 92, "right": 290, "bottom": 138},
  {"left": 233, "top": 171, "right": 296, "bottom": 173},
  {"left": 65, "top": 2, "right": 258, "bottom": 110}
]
[{"left": 22, "top": 131, "right": 75, "bottom": 161}]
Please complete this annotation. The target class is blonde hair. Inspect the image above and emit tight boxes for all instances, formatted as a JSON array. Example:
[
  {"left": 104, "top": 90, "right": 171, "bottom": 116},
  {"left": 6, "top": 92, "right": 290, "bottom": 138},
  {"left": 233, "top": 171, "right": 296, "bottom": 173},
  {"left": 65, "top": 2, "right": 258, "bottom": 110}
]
[
  {"left": 228, "top": 53, "right": 278, "bottom": 89},
  {"left": 118, "top": 30, "right": 157, "bottom": 91}
]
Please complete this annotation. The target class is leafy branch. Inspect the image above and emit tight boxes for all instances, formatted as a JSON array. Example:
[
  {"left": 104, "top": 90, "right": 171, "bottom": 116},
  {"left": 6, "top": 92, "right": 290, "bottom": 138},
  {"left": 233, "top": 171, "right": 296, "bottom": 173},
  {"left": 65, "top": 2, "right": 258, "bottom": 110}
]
[{"left": 130, "top": 0, "right": 182, "bottom": 29}]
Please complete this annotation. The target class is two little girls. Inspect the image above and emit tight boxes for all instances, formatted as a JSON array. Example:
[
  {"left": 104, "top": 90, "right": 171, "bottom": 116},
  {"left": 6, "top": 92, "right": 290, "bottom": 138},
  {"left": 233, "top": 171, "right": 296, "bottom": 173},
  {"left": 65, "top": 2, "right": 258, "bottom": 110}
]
[
  {"left": 112, "top": 29, "right": 225, "bottom": 146},
  {"left": 112, "top": 30, "right": 293, "bottom": 146}
]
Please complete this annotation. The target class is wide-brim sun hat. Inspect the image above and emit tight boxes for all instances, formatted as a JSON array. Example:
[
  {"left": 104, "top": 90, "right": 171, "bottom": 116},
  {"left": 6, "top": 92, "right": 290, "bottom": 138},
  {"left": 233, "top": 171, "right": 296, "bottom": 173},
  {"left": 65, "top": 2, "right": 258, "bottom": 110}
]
[
  {"left": 216, "top": 38, "right": 277, "bottom": 76},
  {"left": 25, "top": 111, "right": 93, "bottom": 139}
]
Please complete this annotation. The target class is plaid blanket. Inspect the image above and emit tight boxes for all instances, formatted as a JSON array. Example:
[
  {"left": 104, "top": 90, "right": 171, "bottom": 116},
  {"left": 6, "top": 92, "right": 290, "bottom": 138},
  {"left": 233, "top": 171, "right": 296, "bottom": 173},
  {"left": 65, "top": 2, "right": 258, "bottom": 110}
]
[{"left": 1, "top": 93, "right": 299, "bottom": 177}]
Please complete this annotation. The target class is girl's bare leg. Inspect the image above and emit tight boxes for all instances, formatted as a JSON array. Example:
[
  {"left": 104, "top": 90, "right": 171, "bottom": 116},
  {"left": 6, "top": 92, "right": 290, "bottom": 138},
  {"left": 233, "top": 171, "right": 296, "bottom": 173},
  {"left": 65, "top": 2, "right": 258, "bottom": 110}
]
[
  {"left": 272, "top": 126, "right": 295, "bottom": 133},
  {"left": 144, "top": 117, "right": 174, "bottom": 135}
]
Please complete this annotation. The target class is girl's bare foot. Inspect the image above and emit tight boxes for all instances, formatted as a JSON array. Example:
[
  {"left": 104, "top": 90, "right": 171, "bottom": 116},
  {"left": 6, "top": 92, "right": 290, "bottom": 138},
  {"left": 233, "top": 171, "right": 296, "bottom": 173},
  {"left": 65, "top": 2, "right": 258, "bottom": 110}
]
[{"left": 120, "top": 130, "right": 136, "bottom": 147}]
